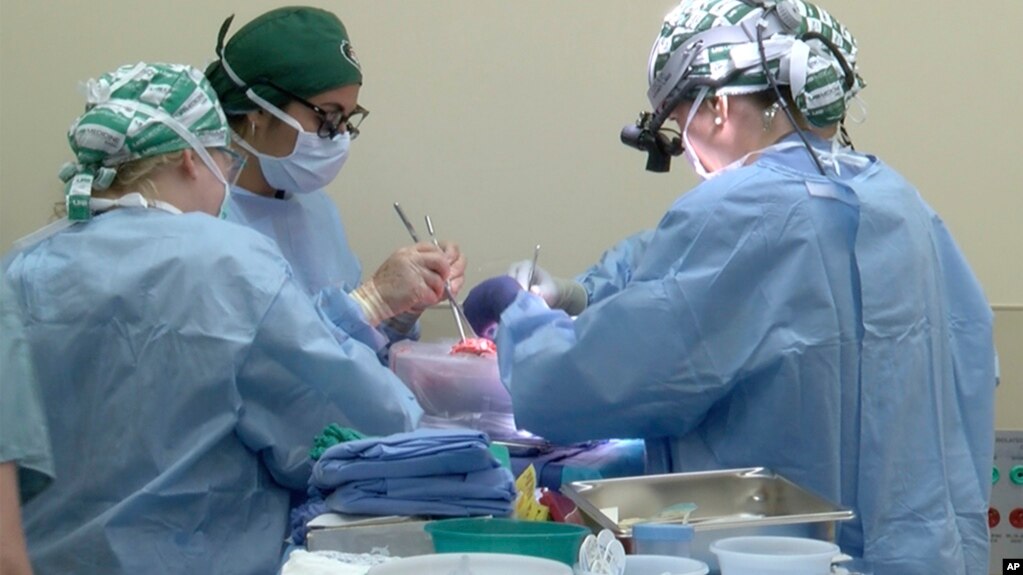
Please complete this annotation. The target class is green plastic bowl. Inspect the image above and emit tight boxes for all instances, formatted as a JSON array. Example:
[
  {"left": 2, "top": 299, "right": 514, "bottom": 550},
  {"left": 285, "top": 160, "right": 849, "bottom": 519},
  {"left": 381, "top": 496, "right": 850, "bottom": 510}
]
[{"left": 425, "top": 518, "right": 590, "bottom": 565}]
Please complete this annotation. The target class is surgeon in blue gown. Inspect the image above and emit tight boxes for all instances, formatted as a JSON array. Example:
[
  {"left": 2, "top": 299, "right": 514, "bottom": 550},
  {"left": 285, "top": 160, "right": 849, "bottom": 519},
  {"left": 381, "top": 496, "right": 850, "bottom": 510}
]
[
  {"left": 465, "top": 2, "right": 996, "bottom": 574},
  {"left": 5, "top": 62, "right": 422, "bottom": 575},
  {"left": 205, "top": 7, "right": 466, "bottom": 355}
]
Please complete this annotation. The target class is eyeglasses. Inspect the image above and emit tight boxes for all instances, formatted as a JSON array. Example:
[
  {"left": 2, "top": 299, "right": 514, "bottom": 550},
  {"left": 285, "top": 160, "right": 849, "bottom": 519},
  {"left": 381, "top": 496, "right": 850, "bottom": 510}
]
[
  {"left": 253, "top": 78, "right": 369, "bottom": 140},
  {"left": 212, "top": 147, "right": 247, "bottom": 185}
]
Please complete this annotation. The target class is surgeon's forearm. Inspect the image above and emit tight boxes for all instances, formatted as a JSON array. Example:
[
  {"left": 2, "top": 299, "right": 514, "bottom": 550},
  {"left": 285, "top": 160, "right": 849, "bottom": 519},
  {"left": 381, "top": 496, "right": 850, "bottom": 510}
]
[{"left": 0, "top": 462, "right": 34, "bottom": 575}]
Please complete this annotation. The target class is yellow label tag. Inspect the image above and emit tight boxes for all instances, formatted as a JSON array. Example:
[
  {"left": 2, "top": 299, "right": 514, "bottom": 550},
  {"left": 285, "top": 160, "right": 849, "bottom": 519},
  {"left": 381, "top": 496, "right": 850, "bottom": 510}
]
[{"left": 514, "top": 465, "right": 549, "bottom": 521}]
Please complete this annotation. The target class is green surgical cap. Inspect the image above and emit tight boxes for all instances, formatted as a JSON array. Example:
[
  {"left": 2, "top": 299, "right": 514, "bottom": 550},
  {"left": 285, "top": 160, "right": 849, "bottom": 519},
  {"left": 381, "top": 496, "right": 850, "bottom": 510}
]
[
  {"left": 205, "top": 6, "right": 363, "bottom": 114},
  {"left": 60, "top": 62, "right": 229, "bottom": 220},
  {"left": 649, "top": 0, "right": 864, "bottom": 127}
]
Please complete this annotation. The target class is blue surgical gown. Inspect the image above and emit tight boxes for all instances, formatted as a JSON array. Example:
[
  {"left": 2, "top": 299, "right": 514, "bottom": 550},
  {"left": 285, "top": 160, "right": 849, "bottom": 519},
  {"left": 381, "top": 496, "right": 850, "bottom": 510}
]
[
  {"left": 5, "top": 209, "right": 423, "bottom": 575},
  {"left": 0, "top": 275, "right": 54, "bottom": 502},
  {"left": 226, "top": 186, "right": 417, "bottom": 358},
  {"left": 495, "top": 135, "right": 995, "bottom": 575}
]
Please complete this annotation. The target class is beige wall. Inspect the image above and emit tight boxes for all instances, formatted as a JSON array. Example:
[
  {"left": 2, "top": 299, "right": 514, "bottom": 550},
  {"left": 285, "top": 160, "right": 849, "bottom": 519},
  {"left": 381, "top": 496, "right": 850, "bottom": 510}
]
[{"left": 2, "top": 1, "right": 1020, "bottom": 424}]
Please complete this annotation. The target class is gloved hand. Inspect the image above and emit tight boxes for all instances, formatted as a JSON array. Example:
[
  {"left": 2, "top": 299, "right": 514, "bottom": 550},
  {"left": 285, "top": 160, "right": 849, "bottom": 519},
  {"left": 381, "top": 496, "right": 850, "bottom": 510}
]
[
  {"left": 506, "top": 261, "right": 588, "bottom": 315},
  {"left": 463, "top": 275, "right": 523, "bottom": 339},
  {"left": 383, "top": 241, "right": 467, "bottom": 334},
  {"left": 438, "top": 241, "right": 467, "bottom": 297},
  {"left": 352, "top": 243, "right": 449, "bottom": 326}
]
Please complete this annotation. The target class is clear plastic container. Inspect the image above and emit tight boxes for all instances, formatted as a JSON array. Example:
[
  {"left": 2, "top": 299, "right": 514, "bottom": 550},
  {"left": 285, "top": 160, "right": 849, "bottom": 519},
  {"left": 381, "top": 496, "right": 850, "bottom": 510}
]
[
  {"left": 631, "top": 523, "right": 695, "bottom": 558},
  {"left": 710, "top": 536, "right": 840, "bottom": 575},
  {"left": 390, "top": 339, "right": 522, "bottom": 438}
]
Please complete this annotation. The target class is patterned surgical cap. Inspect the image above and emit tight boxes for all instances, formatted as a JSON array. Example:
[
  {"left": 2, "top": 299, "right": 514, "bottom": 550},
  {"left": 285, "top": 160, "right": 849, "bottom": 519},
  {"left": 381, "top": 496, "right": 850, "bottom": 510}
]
[
  {"left": 648, "top": 0, "right": 864, "bottom": 127},
  {"left": 60, "top": 62, "right": 229, "bottom": 220}
]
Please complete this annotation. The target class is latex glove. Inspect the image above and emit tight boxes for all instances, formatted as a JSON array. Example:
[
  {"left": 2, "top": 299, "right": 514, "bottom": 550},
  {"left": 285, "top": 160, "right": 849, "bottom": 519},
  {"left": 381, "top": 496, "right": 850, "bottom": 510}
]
[
  {"left": 352, "top": 243, "right": 449, "bottom": 325},
  {"left": 506, "top": 261, "right": 588, "bottom": 315},
  {"left": 398, "top": 240, "right": 467, "bottom": 321},
  {"left": 463, "top": 276, "right": 523, "bottom": 338},
  {"left": 382, "top": 242, "right": 466, "bottom": 335},
  {"left": 438, "top": 241, "right": 467, "bottom": 297}
]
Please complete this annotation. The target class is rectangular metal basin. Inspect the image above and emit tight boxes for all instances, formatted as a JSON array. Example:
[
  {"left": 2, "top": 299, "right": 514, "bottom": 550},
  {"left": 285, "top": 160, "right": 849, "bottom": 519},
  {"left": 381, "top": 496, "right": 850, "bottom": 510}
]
[{"left": 561, "top": 467, "right": 853, "bottom": 572}]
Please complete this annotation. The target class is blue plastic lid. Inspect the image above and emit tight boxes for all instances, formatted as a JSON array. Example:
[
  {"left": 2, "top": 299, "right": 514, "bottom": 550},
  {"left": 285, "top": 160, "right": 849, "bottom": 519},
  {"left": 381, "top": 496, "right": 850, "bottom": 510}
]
[{"left": 631, "top": 523, "right": 695, "bottom": 541}]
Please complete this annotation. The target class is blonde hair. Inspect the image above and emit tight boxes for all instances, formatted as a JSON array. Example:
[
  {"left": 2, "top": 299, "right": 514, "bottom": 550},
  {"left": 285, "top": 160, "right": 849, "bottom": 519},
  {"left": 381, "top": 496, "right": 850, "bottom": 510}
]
[{"left": 54, "top": 151, "right": 185, "bottom": 217}]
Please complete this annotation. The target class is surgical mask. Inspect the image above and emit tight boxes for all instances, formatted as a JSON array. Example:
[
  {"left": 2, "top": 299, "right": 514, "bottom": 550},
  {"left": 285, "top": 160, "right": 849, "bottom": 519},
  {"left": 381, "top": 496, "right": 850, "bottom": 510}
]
[
  {"left": 681, "top": 87, "right": 722, "bottom": 180},
  {"left": 192, "top": 152, "right": 232, "bottom": 219},
  {"left": 206, "top": 148, "right": 244, "bottom": 219},
  {"left": 232, "top": 97, "right": 350, "bottom": 195},
  {"left": 216, "top": 181, "right": 231, "bottom": 219},
  {"left": 680, "top": 90, "right": 809, "bottom": 180},
  {"left": 187, "top": 146, "right": 241, "bottom": 219},
  {"left": 216, "top": 53, "right": 351, "bottom": 195}
]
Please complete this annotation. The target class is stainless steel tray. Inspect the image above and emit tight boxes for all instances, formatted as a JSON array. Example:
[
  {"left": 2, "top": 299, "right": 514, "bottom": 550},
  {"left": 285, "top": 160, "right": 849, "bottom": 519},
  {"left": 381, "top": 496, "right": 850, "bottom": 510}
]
[{"left": 561, "top": 467, "right": 853, "bottom": 572}]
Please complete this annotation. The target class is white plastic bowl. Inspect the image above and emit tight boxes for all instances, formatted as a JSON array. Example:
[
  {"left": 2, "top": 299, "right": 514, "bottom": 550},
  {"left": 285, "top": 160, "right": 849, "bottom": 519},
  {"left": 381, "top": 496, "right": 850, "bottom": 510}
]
[
  {"left": 710, "top": 536, "right": 840, "bottom": 575},
  {"left": 367, "top": 552, "right": 572, "bottom": 575},
  {"left": 625, "top": 554, "right": 710, "bottom": 575}
]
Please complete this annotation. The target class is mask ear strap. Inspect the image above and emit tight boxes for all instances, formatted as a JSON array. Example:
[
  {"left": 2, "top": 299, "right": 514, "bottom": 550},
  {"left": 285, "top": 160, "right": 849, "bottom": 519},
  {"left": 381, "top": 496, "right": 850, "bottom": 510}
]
[
  {"left": 239, "top": 89, "right": 306, "bottom": 133},
  {"left": 217, "top": 37, "right": 307, "bottom": 134}
]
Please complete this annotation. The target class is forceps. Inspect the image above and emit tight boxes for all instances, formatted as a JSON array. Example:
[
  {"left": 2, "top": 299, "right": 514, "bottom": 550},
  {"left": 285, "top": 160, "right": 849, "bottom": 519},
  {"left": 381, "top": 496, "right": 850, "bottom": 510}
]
[
  {"left": 391, "top": 203, "right": 473, "bottom": 340},
  {"left": 424, "top": 215, "right": 475, "bottom": 341}
]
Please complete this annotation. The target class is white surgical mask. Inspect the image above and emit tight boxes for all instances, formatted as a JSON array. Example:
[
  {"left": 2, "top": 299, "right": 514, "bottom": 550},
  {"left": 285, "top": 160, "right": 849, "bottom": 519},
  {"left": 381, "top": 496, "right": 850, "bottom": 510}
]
[
  {"left": 681, "top": 87, "right": 722, "bottom": 180},
  {"left": 681, "top": 89, "right": 798, "bottom": 180},
  {"left": 233, "top": 98, "right": 350, "bottom": 196},
  {"left": 191, "top": 147, "right": 234, "bottom": 219},
  {"left": 216, "top": 181, "right": 231, "bottom": 219},
  {"left": 216, "top": 53, "right": 351, "bottom": 195}
]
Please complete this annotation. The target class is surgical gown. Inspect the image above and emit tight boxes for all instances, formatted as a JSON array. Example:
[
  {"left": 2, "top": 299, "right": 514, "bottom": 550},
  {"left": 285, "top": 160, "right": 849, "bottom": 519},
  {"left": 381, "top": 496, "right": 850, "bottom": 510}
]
[
  {"left": 5, "top": 209, "right": 423, "bottom": 575},
  {"left": 0, "top": 274, "right": 53, "bottom": 502},
  {"left": 496, "top": 135, "right": 995, "bottom": 575},
  {"left": 226, "top": 186, "right": 417, "bottom": 358}
]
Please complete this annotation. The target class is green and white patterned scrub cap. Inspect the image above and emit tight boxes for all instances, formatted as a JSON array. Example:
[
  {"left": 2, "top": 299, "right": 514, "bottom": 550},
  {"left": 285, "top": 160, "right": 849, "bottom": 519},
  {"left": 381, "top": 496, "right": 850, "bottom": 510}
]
[
  {"left": 58, "top": 62, "right": 230, "bottom": 221},
  {"left": 648, "top": 0, "right": 864, "bottom": 127}
]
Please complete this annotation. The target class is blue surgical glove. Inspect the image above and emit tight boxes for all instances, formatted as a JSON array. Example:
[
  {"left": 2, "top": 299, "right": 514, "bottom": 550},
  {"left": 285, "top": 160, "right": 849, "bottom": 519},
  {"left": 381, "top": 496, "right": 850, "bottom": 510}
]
[{"left": 463, "top": 276, "right": 523, "bottom": 338}]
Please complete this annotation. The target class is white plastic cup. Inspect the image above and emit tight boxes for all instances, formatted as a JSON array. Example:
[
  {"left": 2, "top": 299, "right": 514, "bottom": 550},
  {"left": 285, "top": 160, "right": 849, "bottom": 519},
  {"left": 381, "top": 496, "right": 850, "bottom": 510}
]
[
  {"left": 631, "top": 523, "right": 695, "bottom": 558},
  {"left": 710, "top": 536, "right": 840, "bottom": 575}
]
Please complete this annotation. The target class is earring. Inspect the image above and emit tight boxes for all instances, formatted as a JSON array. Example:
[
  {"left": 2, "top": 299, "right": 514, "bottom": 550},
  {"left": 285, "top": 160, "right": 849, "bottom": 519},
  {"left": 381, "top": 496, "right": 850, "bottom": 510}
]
[
  {"left": 250, "top": 121, "right": 257, "bottom": 136},
  {"left": 714, "top": 116, "right": 723, "bottom": 127},
  {"left": 762, "top": 102, "right": 780, "bottom": 132}
]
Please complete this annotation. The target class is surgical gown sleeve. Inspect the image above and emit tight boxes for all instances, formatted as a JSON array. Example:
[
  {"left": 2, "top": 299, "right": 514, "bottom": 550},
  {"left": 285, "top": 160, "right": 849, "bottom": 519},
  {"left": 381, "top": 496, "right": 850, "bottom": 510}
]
[
  {"left": 498, "top": 172, "right": 859, "bottom": 445},
  {"left": 313, "top": 286, "right": 421, "bottom": 365},
  {"left": 236, "top": 277, "right": 423, "bottom": 490},
  {"left": 576, "top": 229, "right": 654, "bottom": 305},
  {"left": 0, "top": 277, "right": 53, "bottom": 502}
]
